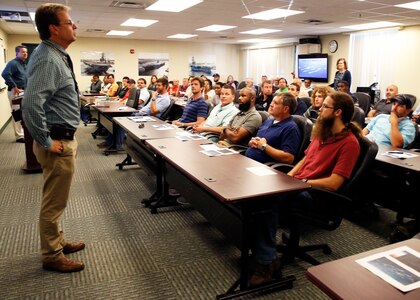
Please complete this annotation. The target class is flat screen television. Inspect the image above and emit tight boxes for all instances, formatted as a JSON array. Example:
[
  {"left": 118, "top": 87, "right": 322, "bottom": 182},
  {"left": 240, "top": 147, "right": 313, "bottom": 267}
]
[{"left": 297, "top": 53, "right": 329, "bottom": 82}]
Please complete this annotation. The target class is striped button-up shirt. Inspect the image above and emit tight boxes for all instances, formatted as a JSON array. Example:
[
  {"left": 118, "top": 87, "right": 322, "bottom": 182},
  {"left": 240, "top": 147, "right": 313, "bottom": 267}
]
[{"left": 22, "top": 40, "right": 79, "bottom": 148}]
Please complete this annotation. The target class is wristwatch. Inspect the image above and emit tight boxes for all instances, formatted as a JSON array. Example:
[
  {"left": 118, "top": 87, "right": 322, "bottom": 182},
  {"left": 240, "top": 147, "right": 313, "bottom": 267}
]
[
  {"left": 261, "top": 143, "right": 267, "bottom": 151},
  {"left": 301, "top": 178, "right": 308, "bottom": 183},
  {"left": 151, "top": 98, "right": 156, "bottom": 101}
]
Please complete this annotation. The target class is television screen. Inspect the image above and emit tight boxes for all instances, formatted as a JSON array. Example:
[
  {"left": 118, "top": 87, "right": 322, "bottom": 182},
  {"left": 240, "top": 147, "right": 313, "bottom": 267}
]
[{"left": 297, "top": 53, "right": 329, "bottom": 82}]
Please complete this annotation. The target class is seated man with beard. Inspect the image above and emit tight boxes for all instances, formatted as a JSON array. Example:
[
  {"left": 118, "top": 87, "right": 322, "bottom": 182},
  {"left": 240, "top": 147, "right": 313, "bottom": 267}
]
[
  {"left": 249, "top": 92, "right": 362, "bottom": 287},
  {"left": 218, "top": 87, "right": 262, "bottom": 146}
]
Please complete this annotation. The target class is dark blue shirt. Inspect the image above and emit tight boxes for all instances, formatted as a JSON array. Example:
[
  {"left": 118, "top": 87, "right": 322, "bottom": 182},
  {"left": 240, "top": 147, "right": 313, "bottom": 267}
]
[
  {"left": 1, "top": 57, "right": 27, "bottom": 90},
  {"left": 179, "top": 96, "right": 208, "bottom": 123},
  {"left": 293, "top": 98, "right": 308, "bottom": 116},
  {"left": 245, "top": 116, "right": 301, "bottom": 163}
]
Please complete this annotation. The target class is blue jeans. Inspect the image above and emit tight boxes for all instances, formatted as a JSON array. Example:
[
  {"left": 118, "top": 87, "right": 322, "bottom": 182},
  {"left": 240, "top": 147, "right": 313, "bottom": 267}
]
[{"left": 254, "top": 191, "right": 314, "bottom": 265}]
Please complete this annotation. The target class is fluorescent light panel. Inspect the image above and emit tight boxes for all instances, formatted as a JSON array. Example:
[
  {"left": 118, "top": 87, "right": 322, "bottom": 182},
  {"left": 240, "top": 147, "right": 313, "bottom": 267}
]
[
  {"left": 107, "top": 30, "right": 134, "bottom": 36},
  {"left": 395, "top": 1, "right": 420, "bottom": 10},
  {"left": 146, "top": 0, "right": 203, "bottom": 12},
  {"left": 121, "top": 18, "right": 158, "bottom": 27},
  {"left": 196, "top": 25, "right": 237, "bottom": 32},
  {"left": 237, "top": 39, "right": 269, "bottom": 43},
  {"left": 243, "top": 8, "right": 304, "bottom": 20},
  {"left": 240, "top": 28, "right": 282, "bottom": 35},
  {"left": 341, "top": 21, "right": 402, "bottom": 30},
  {"left": 167, "top": 34, "right": 197, "bottom": 39}
]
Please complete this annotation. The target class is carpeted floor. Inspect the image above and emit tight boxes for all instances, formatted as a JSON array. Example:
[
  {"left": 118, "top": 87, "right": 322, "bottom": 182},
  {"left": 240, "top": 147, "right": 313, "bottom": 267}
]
[{"left": 0, "top": 119, "right": 398, "bottom": 299}]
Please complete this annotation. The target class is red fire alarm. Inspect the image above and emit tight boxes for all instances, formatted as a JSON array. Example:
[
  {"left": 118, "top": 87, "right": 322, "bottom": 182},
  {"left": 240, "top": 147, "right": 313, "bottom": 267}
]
[{"left": 130, "top": 49, "right": 135, "bottom": 54}]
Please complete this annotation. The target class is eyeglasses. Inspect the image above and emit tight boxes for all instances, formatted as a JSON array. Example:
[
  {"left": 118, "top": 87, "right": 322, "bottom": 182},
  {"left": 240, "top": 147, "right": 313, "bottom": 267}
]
[
  {"left": 59, "top": 20, "right": 75, "bottom": 26},
  {"left": 321, "top": 103, "right": 335, "bottom": 110}
]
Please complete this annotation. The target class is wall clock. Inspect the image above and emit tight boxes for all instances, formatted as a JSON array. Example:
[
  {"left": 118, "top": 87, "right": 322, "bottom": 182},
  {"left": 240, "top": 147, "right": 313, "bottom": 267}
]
[{"left": 329, "top": 40, "right": 338, "bottom": 53}]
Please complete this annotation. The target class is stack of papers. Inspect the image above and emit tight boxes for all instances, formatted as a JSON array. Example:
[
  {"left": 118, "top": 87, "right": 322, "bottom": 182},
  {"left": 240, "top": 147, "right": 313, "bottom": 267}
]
[
  {"left": 199, "top": 143, "right": 238, "bottom": 157},
  {"left": 152, "top": 124, "right": 176, "bottom": 131},
  {"left": 128, "top": 116, "right": 156, "bottom": 123},
  {"left": 356, "top": 246, "right": 420, "bottom": 292},
  {"left": 382, "top": 151, "right": 418, "bottom": 159},
  {"left": 175, "top": 132, "right": 207, "bottom": 141}
]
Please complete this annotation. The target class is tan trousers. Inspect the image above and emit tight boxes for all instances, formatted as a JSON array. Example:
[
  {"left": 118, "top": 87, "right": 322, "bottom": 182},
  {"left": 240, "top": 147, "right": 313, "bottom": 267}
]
[
  {"left": 7, "top": 90, "right": 24, "bottom": 139},
  {"left": 33, "top": 137, "right": 78, "bottom": 262}
]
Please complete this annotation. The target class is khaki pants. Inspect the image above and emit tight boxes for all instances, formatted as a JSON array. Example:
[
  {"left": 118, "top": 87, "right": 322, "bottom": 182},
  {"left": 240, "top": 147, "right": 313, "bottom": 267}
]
[
  {"left": 33, "top": 138, "right": 78, "bottom": 262},
  {"left": 7, "top": 91, "right": 24, "bottom": 140}
]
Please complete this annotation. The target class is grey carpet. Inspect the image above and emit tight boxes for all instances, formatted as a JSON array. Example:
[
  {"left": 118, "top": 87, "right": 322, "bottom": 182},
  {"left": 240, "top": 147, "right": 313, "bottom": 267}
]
[{"left": 0, "top": 120, "right": 397, "bottom": 299}]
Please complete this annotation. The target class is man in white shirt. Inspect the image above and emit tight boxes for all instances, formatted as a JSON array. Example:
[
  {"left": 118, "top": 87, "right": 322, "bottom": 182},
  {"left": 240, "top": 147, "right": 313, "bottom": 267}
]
[
  {"left": 192, "top": 84, "right": 239, "bottom": 142},
  {"left": 136, "top": 77, "right": 150, "bottom": 109}
]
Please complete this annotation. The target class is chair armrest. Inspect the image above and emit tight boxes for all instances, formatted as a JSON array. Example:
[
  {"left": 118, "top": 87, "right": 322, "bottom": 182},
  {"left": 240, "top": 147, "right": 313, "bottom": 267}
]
[
  {"left": 270, "top": 163, "right": 294, "bottom": 174},
  {"left": 226, "top": 144, "right": 248, "bottom": 155}
]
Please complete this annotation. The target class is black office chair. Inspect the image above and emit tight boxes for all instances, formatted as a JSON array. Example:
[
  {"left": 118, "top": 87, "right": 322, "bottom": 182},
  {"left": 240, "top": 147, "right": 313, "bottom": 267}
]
[
  {"left": 273, "top": 137, "right": 378, "bottom": 265},
  {"left": 353, "top": 92, "right": 371, "bottom": 117},
  {"left": 125, "top": 88, "right": 139, "bottom": 109},
  {"left": 159, "top": 98, "right": 176, "bottom": 121},
  {"left": 300, "top": 97, "right": 312, "bottom": 109},
  {"left": 237, "top": 81, "right": 246, "bottom": 89},
  {"left": 351, "top": 106, "right": 365, "bottom": 128}
]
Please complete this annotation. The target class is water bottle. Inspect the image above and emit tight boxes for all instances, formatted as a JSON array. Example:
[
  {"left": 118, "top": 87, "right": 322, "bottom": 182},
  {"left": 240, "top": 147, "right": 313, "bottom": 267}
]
[{"left": 106, "top": 93, "right": 110, "bottom": 101}]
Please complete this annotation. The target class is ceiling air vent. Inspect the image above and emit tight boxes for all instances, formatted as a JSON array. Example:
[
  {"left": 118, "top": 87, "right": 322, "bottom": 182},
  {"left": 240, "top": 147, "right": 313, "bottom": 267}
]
[
  {"left": 301, "top": 19, "right": 330, "bottom": 25},
  {"left": 0, "top": 10, "right": 32, "bottom": 23},
  {"left": 110, "top": 1, "right": 148, "bottom": 9},
  {"left": 86, "top": 29, "right": 107, "bottom": 33}
]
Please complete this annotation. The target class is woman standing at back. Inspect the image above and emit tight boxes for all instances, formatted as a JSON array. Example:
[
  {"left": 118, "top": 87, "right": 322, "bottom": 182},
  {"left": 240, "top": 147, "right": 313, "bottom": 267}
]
[{"left": 332, "top": 58, "right": 351, "bottom": 91}]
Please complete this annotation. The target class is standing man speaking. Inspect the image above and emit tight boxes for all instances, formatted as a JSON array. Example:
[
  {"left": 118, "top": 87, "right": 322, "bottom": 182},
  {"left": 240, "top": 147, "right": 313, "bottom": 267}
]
[
  {"left": 1, "top": 45, "right": 27, "bottom": 143},
  {"left": 22, "top": 3, "right": 85, "bottom": 273}
]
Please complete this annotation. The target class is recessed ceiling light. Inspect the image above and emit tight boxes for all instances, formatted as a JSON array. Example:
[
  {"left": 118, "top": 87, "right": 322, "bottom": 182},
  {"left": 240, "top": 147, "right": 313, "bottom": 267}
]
[
  {"left": 107, "top": 30, "right": 134, "bottom": 36},
  {"left": 121, "top": 18, "right": 158, "bottom": 27},
  {"left": 395, "top": 1, "right": 420, "bottom": 10},
  {"left": 242, "top": 8, "right": 304, "bottom": 21},
  {"left": 341, "top": 21, "right": 401, "bottom": 30},
  {"left": 196, "top": 25, "right": 237, "bottom": 32},
  {"left": 237, "top": 39, "right": 269, "bottom": 43},
  {"left": 240, "top": 28, "right": 282, "bottom": 35},
  {"left": 167, "top": 34, "right": 198, "bottom": 39},
  {"left": 146, "top": 0, "right": 203, "bottom": 13}
]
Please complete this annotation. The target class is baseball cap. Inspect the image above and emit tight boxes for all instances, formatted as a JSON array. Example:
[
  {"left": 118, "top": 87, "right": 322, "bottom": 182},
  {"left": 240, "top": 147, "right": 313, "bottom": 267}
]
[
  {"left": 212, "top": 73, "right": 220, "bottom": 77},
  {"left": 392, "top": 94, "right": 413, "bottom": 109}
]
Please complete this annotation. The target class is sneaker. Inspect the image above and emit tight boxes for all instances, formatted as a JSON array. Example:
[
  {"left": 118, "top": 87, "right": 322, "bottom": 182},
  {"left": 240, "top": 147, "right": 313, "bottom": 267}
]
[{"left": 249, "top": 258, "right": 282, "bottom": 287}]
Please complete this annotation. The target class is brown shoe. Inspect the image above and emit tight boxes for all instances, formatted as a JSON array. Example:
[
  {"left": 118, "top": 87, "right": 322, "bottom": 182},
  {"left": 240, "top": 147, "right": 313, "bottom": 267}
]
[
  {"left": 249, "top": 259, "right": 282, "bottom": 287},
  {"left": 63, "top": 241, "right": 85, "bottom": 254},
  {"left": 43, "top": 256, "right": 85, "bottom": 273}
]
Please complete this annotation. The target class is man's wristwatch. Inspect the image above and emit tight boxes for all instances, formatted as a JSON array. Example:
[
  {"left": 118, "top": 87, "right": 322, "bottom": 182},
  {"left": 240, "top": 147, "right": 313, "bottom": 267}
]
[
  {"left": 151, "top": 98, "right": 156, "bottom": 101},
  {"left": 301, "top": 178, "right": 308, "bottom": 183},
  {"left": 261, "top": 143, "right": 267, "bottom": 151}
]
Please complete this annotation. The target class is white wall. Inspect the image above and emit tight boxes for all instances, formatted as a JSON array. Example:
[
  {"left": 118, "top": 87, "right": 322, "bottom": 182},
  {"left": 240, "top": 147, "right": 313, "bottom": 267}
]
[
  {"left": 7, "top": 34, "right": 241, "bottom": 91},
  {"left": 0, "top": 28, "right": 10, "bottom": 130},
  {"left": 321, "top": 26, "right": 420, "bottom": 111}
]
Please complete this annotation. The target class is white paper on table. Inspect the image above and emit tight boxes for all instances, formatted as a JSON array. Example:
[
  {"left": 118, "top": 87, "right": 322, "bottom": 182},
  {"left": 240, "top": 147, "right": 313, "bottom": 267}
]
[
  {"left": 128, "top": 116, "right": 155, "bottom": 122},
  {"left": 175, "top": 132, "right": 207, "bottom": 141},
  {"left": 200, "top": 144, "right": 221, "bottom": 151},
  {"left": 382, "top": 151, "right": 418, "bottom": 159},
  {"left": 153, "top": 124, "right": 176, "bottom": 130},
  {"left": 356, "top": 246, "right": 420, "bottom": 292},
  {"left": 246, "top": 166, "right": 277, "bottom": 176}
]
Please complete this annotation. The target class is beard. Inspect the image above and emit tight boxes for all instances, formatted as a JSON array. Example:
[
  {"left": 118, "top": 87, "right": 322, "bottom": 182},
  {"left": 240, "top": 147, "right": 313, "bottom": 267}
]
[
  {"left": 239, "top": 101, "right": 251, "bottom": 112},
  {"left": 312, "top": 114, "right": 334, "bottom": 141}
]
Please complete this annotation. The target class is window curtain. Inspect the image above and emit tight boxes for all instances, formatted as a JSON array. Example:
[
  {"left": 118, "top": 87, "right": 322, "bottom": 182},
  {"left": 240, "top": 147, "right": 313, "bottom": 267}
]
[
  {"left": 244, "top": 45, "right": 295, "bottom": 84},
  {"left": 349, "top": 29, "right": 398, "bottom": 97}
]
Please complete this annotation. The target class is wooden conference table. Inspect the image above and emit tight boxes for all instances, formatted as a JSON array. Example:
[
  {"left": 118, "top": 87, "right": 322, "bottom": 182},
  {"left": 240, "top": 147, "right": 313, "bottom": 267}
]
[
  {"left": 91, "top": 103, "right": 137, "bottom": 155},
  {"left": 375, "top": 144, "right": 420, "bottom": 173},
  {"left": 306, "top": 238, "right": 420, "bottom": 299},
  {"left": 145, "top": 137, "right": 311, "bottom": 299}
]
